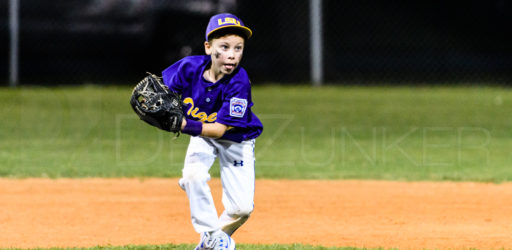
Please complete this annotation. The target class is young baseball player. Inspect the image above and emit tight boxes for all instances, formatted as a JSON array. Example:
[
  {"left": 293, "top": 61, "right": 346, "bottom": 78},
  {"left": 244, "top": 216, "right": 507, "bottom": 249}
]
[{"left": 161, "top": 13, "right": 263, "bottom": 250}]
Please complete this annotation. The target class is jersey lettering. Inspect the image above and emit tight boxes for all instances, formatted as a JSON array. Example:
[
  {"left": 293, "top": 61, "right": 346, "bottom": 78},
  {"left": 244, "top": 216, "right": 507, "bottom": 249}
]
[{"left": 183, "top": 97, "right": 217, "bottom": 122}]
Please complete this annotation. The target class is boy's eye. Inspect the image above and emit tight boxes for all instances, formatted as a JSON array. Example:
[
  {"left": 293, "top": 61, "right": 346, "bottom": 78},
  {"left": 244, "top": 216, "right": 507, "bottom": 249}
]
[{"left": 221, "top": 45, "right": 228, "bottom": 49}]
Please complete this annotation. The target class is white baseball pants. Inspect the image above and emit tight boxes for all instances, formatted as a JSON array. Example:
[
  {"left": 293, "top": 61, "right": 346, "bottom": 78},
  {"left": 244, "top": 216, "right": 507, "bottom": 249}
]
[{"left": 179, "top": 136, "right": 256, "bottom": 235}]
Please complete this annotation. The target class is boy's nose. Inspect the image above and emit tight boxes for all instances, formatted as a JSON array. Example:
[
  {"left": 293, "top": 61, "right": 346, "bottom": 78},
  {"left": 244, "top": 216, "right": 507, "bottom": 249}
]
[{"left": 227, "top": 49, "right": 235, "bottom": 59}]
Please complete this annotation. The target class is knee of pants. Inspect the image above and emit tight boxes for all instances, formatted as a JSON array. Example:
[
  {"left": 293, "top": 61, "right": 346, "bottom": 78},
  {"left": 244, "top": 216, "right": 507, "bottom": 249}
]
[{"left": 179, "top": 166, "right": 211, "bottom": 188}]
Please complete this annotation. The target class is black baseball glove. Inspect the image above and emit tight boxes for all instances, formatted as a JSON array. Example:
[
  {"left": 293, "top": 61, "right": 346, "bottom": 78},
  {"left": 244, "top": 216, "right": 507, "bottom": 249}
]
[{"left": 130, "top": 73, "right": 183, "bottom": 134}]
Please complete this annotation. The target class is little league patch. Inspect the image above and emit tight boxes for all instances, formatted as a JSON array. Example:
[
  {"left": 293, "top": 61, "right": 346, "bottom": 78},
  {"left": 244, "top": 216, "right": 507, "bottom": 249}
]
[{"left": 230, "top": 97, "right": 247, "bottom": 118}]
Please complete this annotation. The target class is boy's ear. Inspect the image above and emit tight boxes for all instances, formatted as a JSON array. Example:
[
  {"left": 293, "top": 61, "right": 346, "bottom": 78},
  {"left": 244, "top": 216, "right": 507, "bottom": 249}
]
[{"left": 204, "top": 41, "right": 212, "bottom": 55}]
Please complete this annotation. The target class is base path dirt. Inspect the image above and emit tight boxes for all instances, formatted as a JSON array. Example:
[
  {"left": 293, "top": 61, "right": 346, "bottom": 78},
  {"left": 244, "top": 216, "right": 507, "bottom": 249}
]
[{"left": 1, "top": 178, "right": 512, "bottom": 249}]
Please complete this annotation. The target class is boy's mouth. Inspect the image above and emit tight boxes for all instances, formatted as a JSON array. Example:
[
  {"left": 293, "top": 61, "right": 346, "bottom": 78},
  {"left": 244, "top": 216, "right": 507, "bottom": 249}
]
[{"left": 224, "top": 63, "right": 236, "bottom": 71}]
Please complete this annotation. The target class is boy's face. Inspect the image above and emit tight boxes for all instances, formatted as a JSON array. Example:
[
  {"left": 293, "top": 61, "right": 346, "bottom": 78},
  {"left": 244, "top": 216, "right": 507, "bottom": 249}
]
[{"left": 204, "top": 34, "right": 245, "bottom": 75}]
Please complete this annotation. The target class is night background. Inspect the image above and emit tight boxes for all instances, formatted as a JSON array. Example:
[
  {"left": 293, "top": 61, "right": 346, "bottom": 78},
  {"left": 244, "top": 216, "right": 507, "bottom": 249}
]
[{"left": 1, "top": 0, "right": 511, "bottom": 85}]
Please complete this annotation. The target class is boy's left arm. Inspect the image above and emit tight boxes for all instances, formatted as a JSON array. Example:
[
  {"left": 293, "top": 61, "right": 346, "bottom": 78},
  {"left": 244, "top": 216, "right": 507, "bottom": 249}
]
[{"left": 180, "top": 119, "right": 228, "bottom": 139}]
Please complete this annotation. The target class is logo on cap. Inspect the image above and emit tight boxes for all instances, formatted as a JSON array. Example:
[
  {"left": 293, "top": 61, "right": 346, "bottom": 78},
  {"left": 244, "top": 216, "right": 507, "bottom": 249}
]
[{"left": 218, "top": 17, "right": 241, "bottom": 26}]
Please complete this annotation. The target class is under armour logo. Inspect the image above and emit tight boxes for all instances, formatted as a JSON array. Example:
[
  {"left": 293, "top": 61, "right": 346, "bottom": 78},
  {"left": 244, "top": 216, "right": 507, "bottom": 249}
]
[{"left": 233, "top": 160, "right": 244, "bottom": 167}]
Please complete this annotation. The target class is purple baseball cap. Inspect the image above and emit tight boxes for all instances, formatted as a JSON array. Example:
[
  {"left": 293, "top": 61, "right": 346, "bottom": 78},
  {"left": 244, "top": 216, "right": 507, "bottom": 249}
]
[{"left": 205, "top": 13, "right": 252, "bottom": 41}]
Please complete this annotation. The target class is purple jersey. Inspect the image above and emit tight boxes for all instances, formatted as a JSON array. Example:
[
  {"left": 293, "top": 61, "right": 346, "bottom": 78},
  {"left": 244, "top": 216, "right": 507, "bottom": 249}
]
[{"left": 162, "top": 55, "right": 263, "bottom": 142}]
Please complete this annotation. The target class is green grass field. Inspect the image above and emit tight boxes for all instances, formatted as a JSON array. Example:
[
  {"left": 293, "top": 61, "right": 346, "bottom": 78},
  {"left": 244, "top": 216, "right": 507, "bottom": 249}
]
[
  {"left": 1, "top": 85, "right": 511, "bottom": 181},
  {"left": 1, "top": 84, "right": 511, "bottom": 249}
]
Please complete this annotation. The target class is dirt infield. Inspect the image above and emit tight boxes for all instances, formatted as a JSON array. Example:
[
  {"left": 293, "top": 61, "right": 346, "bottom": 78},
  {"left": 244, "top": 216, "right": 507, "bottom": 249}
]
[{"left": 1, "top": 178, "right": 511, "bottom": 249}]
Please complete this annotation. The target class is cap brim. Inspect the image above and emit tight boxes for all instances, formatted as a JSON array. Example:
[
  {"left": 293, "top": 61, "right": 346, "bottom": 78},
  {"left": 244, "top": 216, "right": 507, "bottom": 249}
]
[{"left": 207, "top": 25, "right": 253, "bottom": 41}]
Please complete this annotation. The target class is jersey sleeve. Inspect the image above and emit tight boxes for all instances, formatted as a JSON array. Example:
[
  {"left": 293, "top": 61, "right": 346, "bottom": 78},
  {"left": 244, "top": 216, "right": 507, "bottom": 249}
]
[
  {"left": 161, "top": 58, "right": 186, "bottom": 93},
  {"left": 216, "top": 80, "right": 254, "bottom": 128}
]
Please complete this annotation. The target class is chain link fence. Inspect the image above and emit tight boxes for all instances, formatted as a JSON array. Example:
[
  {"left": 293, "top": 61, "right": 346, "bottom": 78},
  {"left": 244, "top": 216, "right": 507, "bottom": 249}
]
[{"left": 1, "top": 0, "right": 511, "bottom": 85}]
